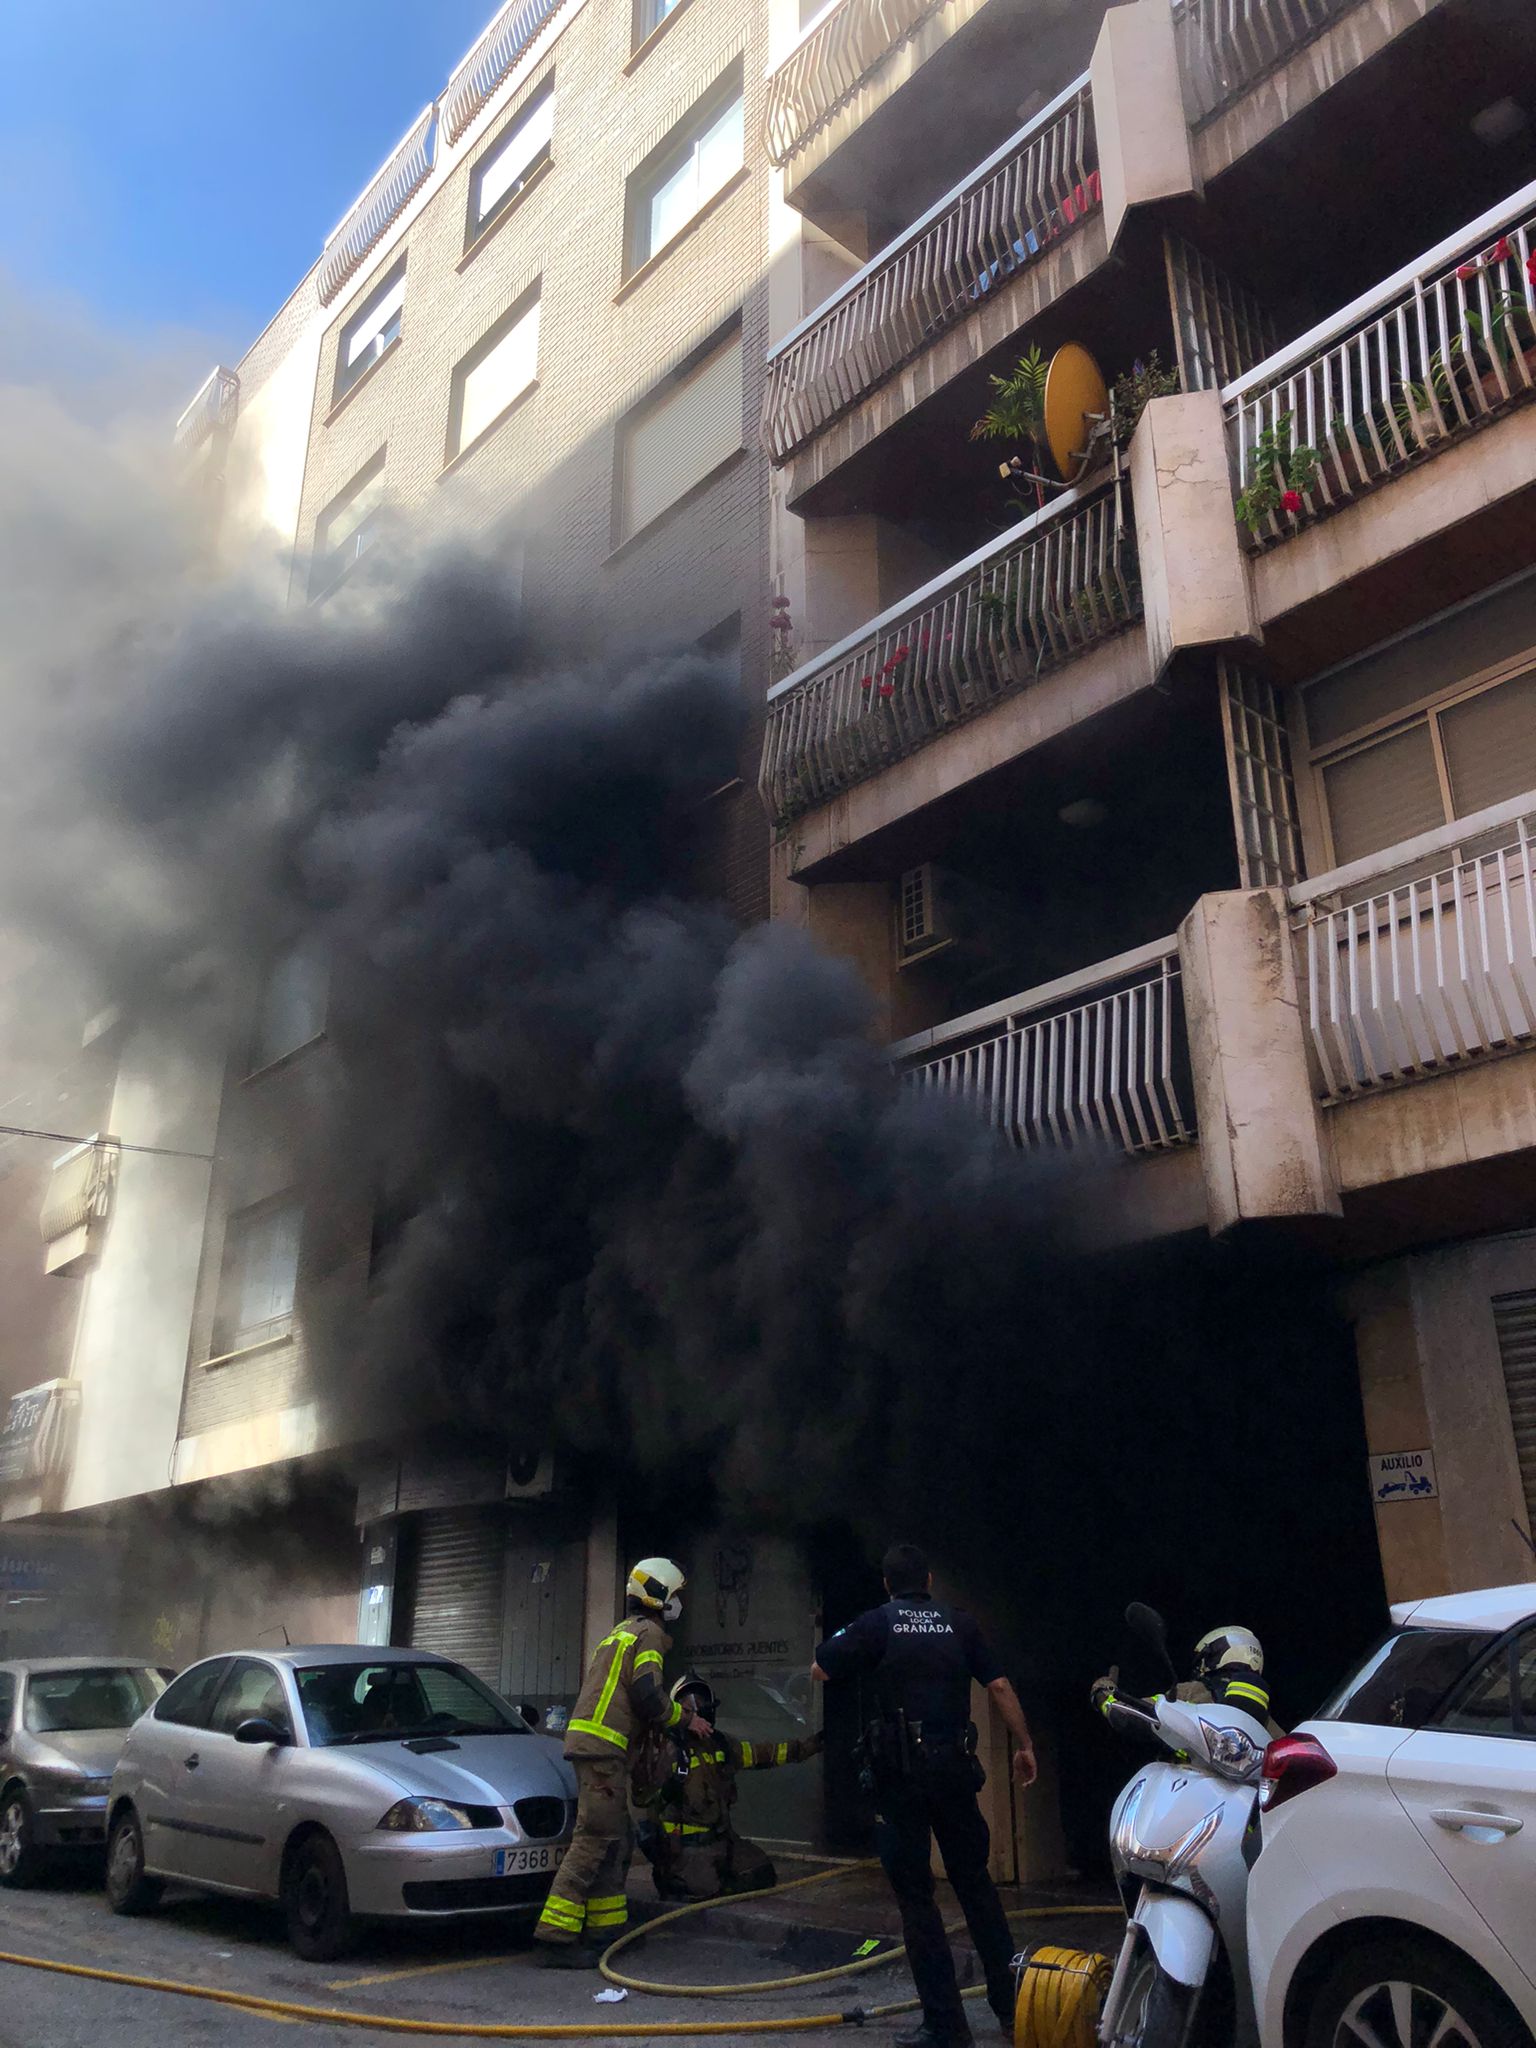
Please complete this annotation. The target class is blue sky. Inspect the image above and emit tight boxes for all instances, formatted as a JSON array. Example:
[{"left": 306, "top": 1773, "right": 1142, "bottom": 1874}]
[{"left": 1, "top": 0, "right": 499, "bottom": 359}]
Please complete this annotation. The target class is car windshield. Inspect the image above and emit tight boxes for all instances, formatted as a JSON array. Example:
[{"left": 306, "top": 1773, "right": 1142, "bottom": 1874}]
[
  {"left": 24, "top": 1667, "right": 162, "bottom": 1734},
  {"left": 295, "top": 1660, "right": 526, "bottom": 1747},
  {"left": 1314, "top": 1626, "right": 1500, "bottom": 1729}
]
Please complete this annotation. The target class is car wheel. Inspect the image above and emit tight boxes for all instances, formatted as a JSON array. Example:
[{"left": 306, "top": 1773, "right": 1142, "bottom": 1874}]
[
  {"left": 0, "top": 1787, "right": 43, "bottom": 1889},
  {"left": 105, "top": 1807, "right": 163, "bottom": 1916},
  {"left": 1303, "top": 1937, "right": 1531, "bottom": 2048},
  {"left": 283, "top": 1833, "right": 355, "bottom": 1963}
]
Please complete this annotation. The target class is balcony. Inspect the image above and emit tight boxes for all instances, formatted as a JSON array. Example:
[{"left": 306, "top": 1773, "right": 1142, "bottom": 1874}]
[
  {"left": 760, "top": 482, "right": 1139, "bottom": 826},
  {"left": 1225, "top": 182, "right": 1536, "bottom": 553},
  {"left": 767, "top": 0, "right": 948, "bottom": 169},
  {"left": 763, "top": 78, "right": 1096, "bottom": 463},
  {"left": 174, "top": 368, "right": 240, "bottom": 454},
  {"left": 893, "top": 940, "right": 1195, "bottom": 1155},
  {"left": 1172, "top": 0, "right": 1367, "bottom": 124},
  {"left": 1293, "top": 796, "right": 1536, "bottom": 1103}
]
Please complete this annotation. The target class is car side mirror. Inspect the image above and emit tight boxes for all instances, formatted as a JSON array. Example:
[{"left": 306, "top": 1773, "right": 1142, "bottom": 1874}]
[
  {"left": 520, "top": 1703, "right": 540, "bottom": 1727},
  {"left": 234, "top": 1716, "right": 290, "bottom": 1747}
]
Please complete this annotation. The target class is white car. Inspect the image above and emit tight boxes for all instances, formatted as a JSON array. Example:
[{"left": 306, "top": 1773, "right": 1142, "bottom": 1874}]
[{"left": 1248, "top": 1583, "right": 1536, "bottom": 2048}]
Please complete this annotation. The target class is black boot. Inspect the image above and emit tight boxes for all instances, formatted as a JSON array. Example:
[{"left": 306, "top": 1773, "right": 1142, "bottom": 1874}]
[
  {"left": 894, "top": 2023, "right": 975, "bottom": 2048},
  {"left": 536, "top": 1942, "right": 601, "bottom": 1970}
]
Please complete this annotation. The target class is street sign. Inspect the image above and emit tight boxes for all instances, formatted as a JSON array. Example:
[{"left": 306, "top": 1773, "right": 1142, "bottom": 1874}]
[{"left": 1369, "top": 1449, "right": 1438, "bottom": 1505}]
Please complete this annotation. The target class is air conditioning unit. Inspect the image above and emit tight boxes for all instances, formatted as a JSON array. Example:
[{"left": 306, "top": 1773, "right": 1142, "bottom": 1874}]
[
  {"left": 896, "top": 865, "right": 955, "bottom": 967},
  {"left": 39, "top": 1138, "right": 119, "bottom": 1278},
  {"left": 505, "top": 1449, "right": 556, "bottom": 1500}
]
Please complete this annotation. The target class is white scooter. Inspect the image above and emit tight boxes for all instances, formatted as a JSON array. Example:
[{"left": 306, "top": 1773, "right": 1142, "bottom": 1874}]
[{"left": 1096, "top": 1606, "right": 1269, "bottom": 2048}]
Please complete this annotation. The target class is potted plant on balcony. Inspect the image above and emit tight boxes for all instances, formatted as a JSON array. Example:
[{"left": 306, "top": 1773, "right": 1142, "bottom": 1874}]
[
  {"left": 1234, "top": 410, "right": 1322, "bottom": 535},
  {"left": 1109, "top": 353, "right": 1180, "bottom": 449},
  {"left": 969, "top": 346, "right": 1052, "bottom": 515}
]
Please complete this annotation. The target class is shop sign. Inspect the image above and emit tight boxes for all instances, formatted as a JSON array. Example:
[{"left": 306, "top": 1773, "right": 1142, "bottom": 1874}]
[{"left": 1369, "top": 1448, "right": 1438, "bottom": 1505}]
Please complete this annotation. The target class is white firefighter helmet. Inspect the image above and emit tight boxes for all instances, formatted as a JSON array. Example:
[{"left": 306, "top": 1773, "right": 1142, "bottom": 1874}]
[
  {"left": 1194, "top": 1625, "right": 1264, "bottom": 1680},
  {"left": 627, "top": 1557, "right": 687, "bottom": 1621}
]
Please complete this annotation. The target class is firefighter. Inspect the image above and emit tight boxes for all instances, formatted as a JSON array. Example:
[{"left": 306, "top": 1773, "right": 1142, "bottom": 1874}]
[
  {"left": 633, "top": 1672, "right": 823, "bottom": 1901},
  {"left": 534, "top": 1556, "right": 711, "bottom": 1967},
  {"left": 1091, "top": 1623, "right": 1284, "bottom": 1739},
  {"left": 813, "top": 1542, "right": 1038, "bottom": 2048}
]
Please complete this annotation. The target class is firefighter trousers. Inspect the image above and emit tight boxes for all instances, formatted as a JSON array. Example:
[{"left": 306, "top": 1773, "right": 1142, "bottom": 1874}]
[
  {"left": 875, "top": 1755, "right": 1015, "bottom": 2044},
  {"left": 652, "top": 1828, "right": 776, "bottom": 1901},
  {"left": 535, "top": 1756, "right": 633, "bottom": 1947}
]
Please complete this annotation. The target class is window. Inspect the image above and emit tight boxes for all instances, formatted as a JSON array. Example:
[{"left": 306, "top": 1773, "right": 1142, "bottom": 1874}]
[
  {"left": 1439, "top": 1630, "right": 1536, "bottom": 1739},
  {"left": 633, "top": 0, "right": 683, "bottom": 46},
  {"left": 154, "top": 1658, "right": 233, "bottom": 1729},
  {"left": 615, "top": 324, "right": 742, "bottom": 543},
  {"left": 1303, "top": 573, "right": 1536, "bottom": 867},
  {"left": 208, "top": 1659, "right": 291, "bottom": 1738},
  {"left": 212, "top": 1199, "right": 302, "bottom": 1356},
  {"left": 251, "top": 943, "right": 328, "bottom": 1072},
  {"left": 310, "top": 451, "right": 386, "bottom": 602},
  {"left": 296, "top": 1659, "right": 521, "bottom": 1746},
  {"left": 24, "top": 1666, "right": 161, "bottom": 1733},
  {"left": 333, "top": 259, "right": 406, "bottom": 404},
  {"left": 1315, "top": 1627, "right": 1499, "bottom": 1730},
  {"left": 625, "top": 65, "right": 744, "bottom": 276},
  {"left": 0, "top": 1673, "right": 14, "bottom": 1731},
  {"left": 467, "top": 80, "right": 553, "bottom": 247},
  {"left": 447, "top": 285, "right": 541, "bottom": 462}
]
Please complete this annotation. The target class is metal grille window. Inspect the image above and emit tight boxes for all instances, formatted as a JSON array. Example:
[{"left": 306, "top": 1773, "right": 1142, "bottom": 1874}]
[
  {"left": 625, "top": 65, "right": 743, "bottom": 276},
  {"left": 212, "top": 1200, "right": 302, "bottom": 1357},
  {"left": 448, "top": 287, "right": 541, "bottom": 462},
  {"left": 310, "top": 451, "right": 386, "bottom": 602},
  {"left": 467, "top": 81, "right": 554, "bottom": 246},
  {"left": 615, "top": 326, "right": 742, "bottom": 544},
  {"left": 1497, "top": 1289, "right": 1536, "bottom": 1535},
  {"left": 1219, "top": 660, "right": 1302, "bottom": 889},
  {"left": 334, "top": 260, "right": 406, "bottom": 404}
]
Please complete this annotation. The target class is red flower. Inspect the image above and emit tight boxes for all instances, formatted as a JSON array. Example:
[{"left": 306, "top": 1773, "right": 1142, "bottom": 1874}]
[
  {"left": 859, "top": 675, "right": 873, "bottom": 691},
  {"left": 1456, "top": 261, "right": 1480, "bottom": 282},
  {"left": 1281, "top": 489, "right": 1304, "bottom": 515},
  {"left": 918, "top": 632, "right": 932, "bottom": 651},
  {"left": 892, "top": 643, "right": 911, "bottom": 661},
  {"left": 1527, "top": 250, "right": 1536, "bottom": 292},
  {"left": 880, "top": 656, "right": 899, "bottom": 675},
  {"left": 1488, "top": 238, "right": 1512, "bottom": 264},
  {"left": 878, "top": 681, "right": 895, "bottom": 698}
]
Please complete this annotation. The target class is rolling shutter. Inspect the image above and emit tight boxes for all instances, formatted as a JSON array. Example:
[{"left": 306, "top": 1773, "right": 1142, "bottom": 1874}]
[
  {"left": 403, "top": 1507, "right": 506, "bottom": 1686},
  {"left": 618, "top": 331, "right": 742, "bottom": 543},
  {"left": 1495, "top": 1288, "right": 1536, "bottom": 1529}
]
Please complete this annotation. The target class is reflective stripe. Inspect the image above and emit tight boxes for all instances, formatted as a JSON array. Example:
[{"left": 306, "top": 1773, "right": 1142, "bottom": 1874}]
[
  {"left": 568, "top": 1716, "right": 628, "bottom": 1749},
  {"left": 1226, "top": 1682, "right": 1269, "bottom": 1708},
  {"left": 662, "top": 1821, "right": 714, "bottom": 1836},
  {"left": 665, "top": 1699, "right": 683, "bottom": 1727},
  {"left": 538, "top": 1896, "right": 585, "bottom": 1930},
  {"left": 586, "top": 1894, "right": 629, "bottom": 1927},
  {"left": 634, "top": 1650, "right": 664, "bottom": 1672},
  {"left": 774, "top": 1742, "right": 788, "bottom": 1764}
]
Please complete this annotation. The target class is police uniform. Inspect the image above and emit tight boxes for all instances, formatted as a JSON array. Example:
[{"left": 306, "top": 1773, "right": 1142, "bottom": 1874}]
[
  {"left": 535, "top": 1612, "right": 683, "bottom": 1951},
  {"left": 817, "top": 1596, "right": 1016, "bottom": 2047},
  {"left": 634, "top": 1724, "right": 823, "bottom": 1900}
]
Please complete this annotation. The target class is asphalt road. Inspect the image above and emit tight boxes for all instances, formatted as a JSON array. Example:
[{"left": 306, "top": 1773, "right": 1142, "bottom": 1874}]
[{"left": 0, "top": 1866, "right": 939, "bottom": 2048}]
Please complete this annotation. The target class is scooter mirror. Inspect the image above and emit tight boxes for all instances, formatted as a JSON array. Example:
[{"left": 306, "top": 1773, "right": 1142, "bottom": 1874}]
[{"left": 1125, "top": 1602, "right": 1179, "bottom": 1685}]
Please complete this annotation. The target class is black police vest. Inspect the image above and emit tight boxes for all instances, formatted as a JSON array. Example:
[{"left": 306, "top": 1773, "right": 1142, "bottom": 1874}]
[{"left": 872, "top": 1599, "right": 974, "bottom": 1732}]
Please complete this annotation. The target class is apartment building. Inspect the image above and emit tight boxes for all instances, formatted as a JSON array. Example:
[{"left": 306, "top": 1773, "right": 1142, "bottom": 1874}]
[{"left": 763, "top": 0, "right": 1536, "bottom": 1666}]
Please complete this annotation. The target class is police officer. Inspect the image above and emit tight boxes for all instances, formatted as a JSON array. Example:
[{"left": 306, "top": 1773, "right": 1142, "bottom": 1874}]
[
  {"left": 813, "top": 1543, "right": 1038, "bottom": 2048},
  {"left": 534, "top": 1557, "right": 712, "bottom": 1967}
]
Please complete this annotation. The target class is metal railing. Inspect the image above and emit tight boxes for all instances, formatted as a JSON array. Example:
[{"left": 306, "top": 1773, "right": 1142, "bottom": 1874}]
[
  {"left": 761, "top": 483, "right": 1137, "bottom": 824},
  {"left": 766, "top": 0, "right": 951, "bottom": 167},
  {"left": 763, "top": 79, "right": 1096, "bottom": 461},
  {"left": 1292, "top": 799, "right": 1536, "bottom": 1099},
  {"left": 1171, "top": 0, "right": 1365, "bottom": 123},
  {"left": 1225, "top": 181, "right": 1536, "bottom": 547},
  {"left": 318, "top": 104, "right": 438, "bottom": 307},
  {"left": 173, "top": 367, "right": 240, "bottom": 454},
  {"left": 894, "top": 942, "right": 1194, "bottom": 1155},
  {"left": 444, "top": 0, "right": 565, "bottom": 143}
]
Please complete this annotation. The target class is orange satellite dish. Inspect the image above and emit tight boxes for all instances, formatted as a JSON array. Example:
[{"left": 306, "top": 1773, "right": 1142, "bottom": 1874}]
[{"left": 1043, "top": 343, "right": 1110, "bottom": 483}]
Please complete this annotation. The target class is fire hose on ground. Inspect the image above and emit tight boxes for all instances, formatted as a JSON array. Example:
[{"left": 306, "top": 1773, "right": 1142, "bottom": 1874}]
[{"left": 0, "top": 1857, "right": 1122, "bottom": 2038}]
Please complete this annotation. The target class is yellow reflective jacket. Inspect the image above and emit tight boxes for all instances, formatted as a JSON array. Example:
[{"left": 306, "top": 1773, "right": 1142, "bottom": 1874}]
[{"left": 565, "top": 1614, "right": 681, "bottom": 1761}]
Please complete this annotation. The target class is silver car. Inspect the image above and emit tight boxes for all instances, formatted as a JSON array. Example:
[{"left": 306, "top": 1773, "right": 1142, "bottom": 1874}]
[
  {"left": 0, "top": 1660, "right": 168, "bottom": 1885},
  {"left": 106, "top": 1644, "right": 576, "bottom": 1959}
]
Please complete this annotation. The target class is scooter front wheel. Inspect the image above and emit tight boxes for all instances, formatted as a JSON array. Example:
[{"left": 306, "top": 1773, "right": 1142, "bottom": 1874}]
[{"left": 1104, "top": 1947, "right": 1200, "bottom": 2048}]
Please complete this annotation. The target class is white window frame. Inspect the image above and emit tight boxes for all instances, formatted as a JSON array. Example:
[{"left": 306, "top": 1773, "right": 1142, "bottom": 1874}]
[
  {"left": 466, "top": 79, "right": 555, "bottom": 248},
  {"left": 614, "top": 321, "right": 743, "bottom": 545},
  {"left": 213, "top": 1199, "right": 302, "bottom": 1357},
  {"left": 446, "top": 284, "right": 542, "bottom": 463},
  {"left": 625, "top": 65, "right": 744, "bottom": 277},
  {"left": 334, "top": 259, "right": 407, "bottom": 403},
  {"left": 310, "top": 451, "right": 386, "bottom": 601}
]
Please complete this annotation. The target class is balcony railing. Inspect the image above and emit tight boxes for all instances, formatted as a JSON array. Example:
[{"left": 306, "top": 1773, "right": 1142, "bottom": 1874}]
[
  {"left": 1225, "top": 181, "right": 1536, "bottom": 548},
  {"left": 443, "top": 0, "right": 564, "bottom": 143},
  {"left": 318, "top": 103, "right": 438, "bottom": 307},
  {"left": 761, "top": 482, "right": 1138, "bottom": 823},
  {"left": 1171, "top": 0, "right": 1365, "bottom": 123},
  {"left": 1292, "top": 794, "right": 1536, "bottom": 1100},
  {"left": 174, "top": 367, "right": 240, "bottom": 454},
  {"left": 766, "top": 0, "right": 951, "bottom": 168},
  {"left": 763, "top": 78, "right": 1096, "bottom": 461},
  {"left": 893, "top": 941, "right": 1194, "bottom": 1155}
]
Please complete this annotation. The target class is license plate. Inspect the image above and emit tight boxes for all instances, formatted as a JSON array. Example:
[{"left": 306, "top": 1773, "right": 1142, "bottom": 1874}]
[{"left": 494, "top": 1846, "right": 555, "bottom": 1876}]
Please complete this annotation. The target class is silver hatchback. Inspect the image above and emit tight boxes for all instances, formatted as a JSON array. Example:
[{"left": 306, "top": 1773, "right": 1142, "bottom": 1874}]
[
  {"left": 0, "top": 1660, "right": 168, "bottom": 1885},
  {"left": 106, "top": 1644, "right": 576, "bottom": 1959}
]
